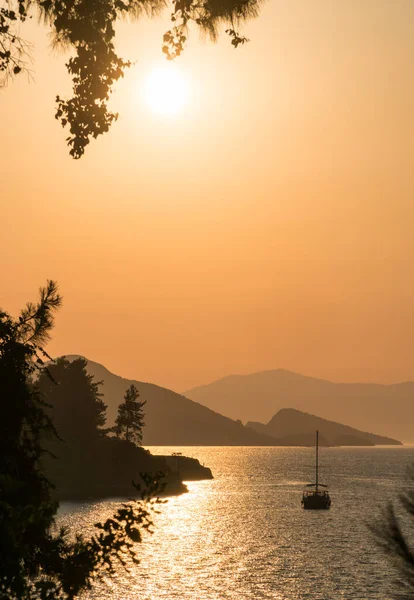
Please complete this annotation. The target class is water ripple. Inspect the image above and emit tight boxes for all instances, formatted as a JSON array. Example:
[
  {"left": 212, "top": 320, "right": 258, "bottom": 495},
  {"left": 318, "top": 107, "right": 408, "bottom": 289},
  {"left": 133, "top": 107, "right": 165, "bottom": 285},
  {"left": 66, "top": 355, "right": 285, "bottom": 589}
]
[{"left": 58, "top": 446, "right": 414, "bottom": 599}]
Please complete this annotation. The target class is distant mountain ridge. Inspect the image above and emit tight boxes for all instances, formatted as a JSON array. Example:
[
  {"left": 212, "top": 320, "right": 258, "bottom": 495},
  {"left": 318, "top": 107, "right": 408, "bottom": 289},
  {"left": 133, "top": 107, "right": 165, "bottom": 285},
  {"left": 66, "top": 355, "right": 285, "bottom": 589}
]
[
  {"left": 63, "top": 357, "right": 402, "bottom": 446},
  {"left": 247, "top": 408, "right": 401, "bottom": 446},
  {"left": 63, "top": 356, "right": 280, "bottom": 446},
  {"left": 184, "top": 369, "right": 414, "bottom": 442}
]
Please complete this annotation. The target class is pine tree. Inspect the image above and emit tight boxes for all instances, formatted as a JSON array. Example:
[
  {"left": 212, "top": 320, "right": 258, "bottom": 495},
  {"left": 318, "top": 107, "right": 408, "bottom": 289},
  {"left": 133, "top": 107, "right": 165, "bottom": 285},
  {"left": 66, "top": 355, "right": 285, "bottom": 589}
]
[
  {"left": 0, "top": 282, "right": 160, "bottom": 600},
  {"left": 374, "top": 466, "right": 414, "bottom": 596},
  {"left": 38, "top": 356, "right": 107, "bottom": 445},
  {"left": 115, "top": 385, "right": 146, "bottom": 446}
]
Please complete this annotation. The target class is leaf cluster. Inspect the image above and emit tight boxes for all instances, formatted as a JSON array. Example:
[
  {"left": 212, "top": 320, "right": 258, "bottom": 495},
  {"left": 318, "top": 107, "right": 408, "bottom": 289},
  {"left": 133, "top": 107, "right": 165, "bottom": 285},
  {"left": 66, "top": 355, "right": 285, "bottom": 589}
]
[
  {"left": 0, "top": 476, "right": 164, "bottom": 600},
  {"left": 1, "top": 0, "right": 264, "bottom": 156},
  {"left": 50, "top": 0, "right": 134, "bottom": 158},
  {"left": 0, "top": 1, "right": 32, "bottom": 84},
  {"left": 162, "top": 0, "right": 259, "bottom": 58},
  {"left": 373, "top": 465, "right": 414, "bottom": 596}
]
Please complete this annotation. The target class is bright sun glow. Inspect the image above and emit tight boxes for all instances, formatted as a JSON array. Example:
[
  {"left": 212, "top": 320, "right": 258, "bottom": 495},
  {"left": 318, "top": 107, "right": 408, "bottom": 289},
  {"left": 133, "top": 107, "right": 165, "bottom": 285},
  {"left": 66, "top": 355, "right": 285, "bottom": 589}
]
[{"left": 145, "top": 65, "right": 190, "bottom": 116}]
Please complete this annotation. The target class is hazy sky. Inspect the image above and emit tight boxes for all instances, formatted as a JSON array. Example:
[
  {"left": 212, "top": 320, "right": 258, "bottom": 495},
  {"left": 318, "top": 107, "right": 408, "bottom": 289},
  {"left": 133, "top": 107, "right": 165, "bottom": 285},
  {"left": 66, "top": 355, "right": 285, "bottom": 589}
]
[{"left": 1, "top": 0, "right": 414, "bottom": 391}]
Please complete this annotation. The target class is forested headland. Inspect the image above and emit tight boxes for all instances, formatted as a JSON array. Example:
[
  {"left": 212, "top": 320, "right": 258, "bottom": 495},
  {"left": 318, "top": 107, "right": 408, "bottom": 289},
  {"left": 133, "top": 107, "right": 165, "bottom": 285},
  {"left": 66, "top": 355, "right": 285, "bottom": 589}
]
[{"left": 39, "top": 357, "right": 193, "bottom": 500}]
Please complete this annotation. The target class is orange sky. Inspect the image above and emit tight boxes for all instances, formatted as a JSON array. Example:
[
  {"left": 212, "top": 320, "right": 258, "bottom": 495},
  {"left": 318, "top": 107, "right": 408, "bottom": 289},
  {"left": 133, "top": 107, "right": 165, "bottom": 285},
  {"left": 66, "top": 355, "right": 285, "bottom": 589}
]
[{"left": 1, "top": 0, "right": 414, "bottom": 391}]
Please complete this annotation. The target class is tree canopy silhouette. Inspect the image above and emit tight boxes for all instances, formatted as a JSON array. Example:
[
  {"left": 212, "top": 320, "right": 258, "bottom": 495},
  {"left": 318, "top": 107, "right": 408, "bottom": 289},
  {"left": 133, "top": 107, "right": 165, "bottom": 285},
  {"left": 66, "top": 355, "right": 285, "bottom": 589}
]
[
  {"left": 374, "top": 467, "right": 414, "bottom": 597},
  {"left": 37, "top": 357, "right": 163, "bottom": 500},
  {"left": 0, "top": 281, "right": 163, "bottom": 599},
  {"left": 38, "top": 356, "right": 107, "bottom": 445},
  {"left": 1, "top": 0, "right": 262, "bottom": 158},
  {"left": 114, "top": 384, "right": 146, "bottom": 446}
]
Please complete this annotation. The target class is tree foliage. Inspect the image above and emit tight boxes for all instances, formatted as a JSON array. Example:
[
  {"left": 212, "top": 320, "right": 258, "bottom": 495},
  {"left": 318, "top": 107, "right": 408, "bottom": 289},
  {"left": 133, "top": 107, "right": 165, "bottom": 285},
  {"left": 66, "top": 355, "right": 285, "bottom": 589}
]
[
  {"left": 0, "top": 280, "right": 62, "bottom": 599},
  {"left": 38, "top": 357, "right": 107, "bottom": 444},
  {"left": 374, "top": 467, "right": 414, "bottom": 597},
  {"left": 37, "top": 358, "right": 154, "bottom": 500},
  {"left": 0, "top": 281, "right": 163, "bottom": 599},
  {"left": 114, "top": 384, "right": 146, "bottom": 446},
  {"left": 0, "top": 0, "right": 32, "bottom": 82},
  {"left": 1, "top": 0, "right": 263, "bottom": 158}
]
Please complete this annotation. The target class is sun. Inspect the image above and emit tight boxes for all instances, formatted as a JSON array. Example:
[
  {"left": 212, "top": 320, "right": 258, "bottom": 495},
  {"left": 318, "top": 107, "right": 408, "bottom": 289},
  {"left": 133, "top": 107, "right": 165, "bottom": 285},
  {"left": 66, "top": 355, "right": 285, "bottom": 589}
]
[{"left": 145, "top": 65, "right": 190, "bottom": 116}]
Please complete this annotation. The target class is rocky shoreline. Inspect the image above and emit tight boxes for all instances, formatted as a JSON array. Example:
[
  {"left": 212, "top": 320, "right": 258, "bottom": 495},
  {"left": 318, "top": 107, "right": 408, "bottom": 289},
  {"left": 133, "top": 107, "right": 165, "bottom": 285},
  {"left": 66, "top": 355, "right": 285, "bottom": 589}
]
[
  {"left": 54, "top": 452, "right": 213, "bottom": 502},
  {"left": 159, "top": 454, "right": 214, "bottom": 481}
]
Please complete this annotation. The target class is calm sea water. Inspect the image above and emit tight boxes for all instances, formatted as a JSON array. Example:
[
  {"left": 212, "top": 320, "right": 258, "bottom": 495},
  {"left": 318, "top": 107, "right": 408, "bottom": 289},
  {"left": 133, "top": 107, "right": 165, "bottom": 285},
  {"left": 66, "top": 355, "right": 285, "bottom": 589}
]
[{"left": 58, "top": 446, "right": 414, "bottom": 599}]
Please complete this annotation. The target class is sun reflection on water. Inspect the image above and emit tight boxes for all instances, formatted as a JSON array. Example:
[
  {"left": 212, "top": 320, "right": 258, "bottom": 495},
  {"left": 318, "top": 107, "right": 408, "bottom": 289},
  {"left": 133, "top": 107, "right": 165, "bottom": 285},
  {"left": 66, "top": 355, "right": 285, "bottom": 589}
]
[{"left": 58, "top": 446, "right": 414, "bottom": 599}]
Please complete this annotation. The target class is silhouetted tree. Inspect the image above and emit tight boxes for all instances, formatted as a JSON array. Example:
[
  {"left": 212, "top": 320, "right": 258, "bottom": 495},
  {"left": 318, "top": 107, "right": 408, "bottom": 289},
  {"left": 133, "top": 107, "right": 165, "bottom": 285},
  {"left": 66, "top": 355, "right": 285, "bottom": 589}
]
[
  {"left": 375, "top": 467, "right": 414, "bottom": 597},
  {"left": 0, "top": 281, "right": 162, "bottom": 600},
  {"left": 1, "top": 0, "right": 261, "bottom": 158},
  {"left": 0, "top": 280, "right": 62, "bottom": 599},
  {"left": 38, "top": 356, "right": 107, "bottom": 445},
  {"left": 115, "top": 384, "right": 146, "bottom": 446},
  {"left": 37, "top": 356, "right": 110, "bottom": 497}
]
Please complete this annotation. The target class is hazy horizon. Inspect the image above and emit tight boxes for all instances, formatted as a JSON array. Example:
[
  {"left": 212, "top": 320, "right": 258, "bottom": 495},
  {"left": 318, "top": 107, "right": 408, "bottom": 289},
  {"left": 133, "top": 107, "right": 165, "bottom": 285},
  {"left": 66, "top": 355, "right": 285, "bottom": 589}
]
[
  {"left": 65, "top": 353, "right": 414, "bottom": 394},
  {"left": 63, "top": 354, "right": 414, "bottom": 443}
]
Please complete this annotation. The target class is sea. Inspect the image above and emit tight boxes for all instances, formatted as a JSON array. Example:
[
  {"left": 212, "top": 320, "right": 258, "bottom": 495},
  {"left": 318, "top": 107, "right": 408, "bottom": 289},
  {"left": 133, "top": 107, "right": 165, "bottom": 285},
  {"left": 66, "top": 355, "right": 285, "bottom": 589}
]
[{"left": 58, "top": 446, "right": 414, "bottom": 599}]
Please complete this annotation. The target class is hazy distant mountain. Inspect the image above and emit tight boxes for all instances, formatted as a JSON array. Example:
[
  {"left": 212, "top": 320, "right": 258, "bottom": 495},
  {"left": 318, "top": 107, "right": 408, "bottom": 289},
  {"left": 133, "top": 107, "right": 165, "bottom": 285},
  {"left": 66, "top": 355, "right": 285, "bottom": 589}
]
[
  {"left": 63, "top": 356, "right": 279, "bottom": 446},
  {"left": 246, "top": 409, "right": 401, "bottom": 446},
  {"left": 184, "top": 369, "right": 414, "bottom": 442}
]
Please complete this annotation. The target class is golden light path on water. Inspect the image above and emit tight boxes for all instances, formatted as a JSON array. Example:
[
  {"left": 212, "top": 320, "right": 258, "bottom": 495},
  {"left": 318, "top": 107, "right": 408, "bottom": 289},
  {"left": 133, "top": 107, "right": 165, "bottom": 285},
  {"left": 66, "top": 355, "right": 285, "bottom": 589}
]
[{"left": 58, "top": 446, "right": 414, "bottom": 599}]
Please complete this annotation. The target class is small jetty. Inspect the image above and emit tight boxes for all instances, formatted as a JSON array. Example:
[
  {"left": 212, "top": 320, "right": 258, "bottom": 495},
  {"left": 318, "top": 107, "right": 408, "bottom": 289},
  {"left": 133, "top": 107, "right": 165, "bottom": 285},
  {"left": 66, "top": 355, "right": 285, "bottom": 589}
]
[{"left": 161, "top": 453, "right": 213, "bottom": 481}]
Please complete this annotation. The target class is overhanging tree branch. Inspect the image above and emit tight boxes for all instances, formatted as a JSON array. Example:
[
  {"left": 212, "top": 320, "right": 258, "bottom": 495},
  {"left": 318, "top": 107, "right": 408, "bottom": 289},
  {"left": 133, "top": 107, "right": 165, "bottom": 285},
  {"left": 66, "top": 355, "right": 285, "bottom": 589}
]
[{"left": 1, "top": 0, "right": 264, "bottom": 157}]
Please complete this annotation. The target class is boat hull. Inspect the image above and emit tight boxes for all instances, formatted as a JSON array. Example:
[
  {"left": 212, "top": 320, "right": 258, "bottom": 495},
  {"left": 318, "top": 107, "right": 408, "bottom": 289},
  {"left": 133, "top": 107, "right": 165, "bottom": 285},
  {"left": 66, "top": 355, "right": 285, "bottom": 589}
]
[{"left": 302, "top": 492, "right": 331, "bottom": 510}]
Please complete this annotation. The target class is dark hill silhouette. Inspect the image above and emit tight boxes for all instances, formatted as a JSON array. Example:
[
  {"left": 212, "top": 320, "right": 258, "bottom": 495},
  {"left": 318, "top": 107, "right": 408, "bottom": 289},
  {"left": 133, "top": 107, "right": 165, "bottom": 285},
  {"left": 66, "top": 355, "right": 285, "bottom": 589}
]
[
  {"left": 63, "top": 356, "right": 280, "bottom": 446},
  {"left": 184, "top": 369, "right": 414, "bottom": 442},
  {"left": 246, "top": 409, "right": 401, "bottom": 446}
]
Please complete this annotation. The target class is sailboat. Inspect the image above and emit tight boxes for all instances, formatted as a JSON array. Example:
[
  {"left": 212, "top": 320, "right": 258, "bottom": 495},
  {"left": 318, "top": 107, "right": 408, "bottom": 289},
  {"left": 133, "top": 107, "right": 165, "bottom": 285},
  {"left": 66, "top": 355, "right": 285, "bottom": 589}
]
[{"left": 301, "top": 430, "right": 331, "bottom": 510}]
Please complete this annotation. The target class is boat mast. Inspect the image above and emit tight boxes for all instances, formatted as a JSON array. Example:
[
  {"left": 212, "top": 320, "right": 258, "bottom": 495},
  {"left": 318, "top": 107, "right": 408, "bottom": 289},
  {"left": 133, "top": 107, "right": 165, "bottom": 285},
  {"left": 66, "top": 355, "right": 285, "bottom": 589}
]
[{"left": 316, "top": 430, "right": 319, "bottom": 492}]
